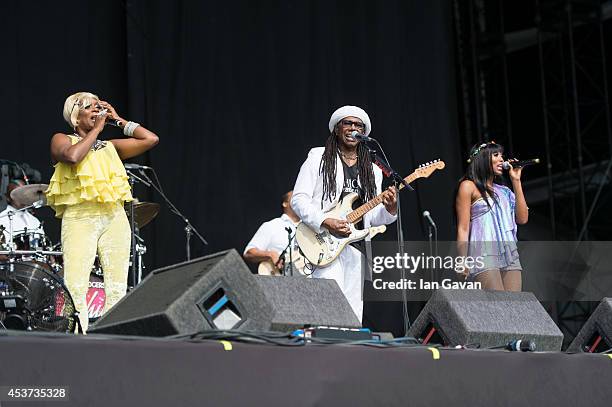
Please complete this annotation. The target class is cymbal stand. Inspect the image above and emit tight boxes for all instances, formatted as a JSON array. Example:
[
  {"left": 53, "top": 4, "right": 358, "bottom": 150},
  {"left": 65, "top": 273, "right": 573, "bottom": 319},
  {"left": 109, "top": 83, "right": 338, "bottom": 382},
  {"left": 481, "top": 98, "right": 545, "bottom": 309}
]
[
  {"left": 125, "top": 173, "right": 140, "bottom": 287},
  {"left": 134, "top": 233, "right": 147, "bottom": 283}
]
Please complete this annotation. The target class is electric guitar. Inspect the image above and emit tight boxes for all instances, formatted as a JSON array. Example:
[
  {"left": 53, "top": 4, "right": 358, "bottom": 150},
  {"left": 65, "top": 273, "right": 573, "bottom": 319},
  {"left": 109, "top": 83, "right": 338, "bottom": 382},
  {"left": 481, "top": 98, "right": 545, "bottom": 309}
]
[
  {"left": 295, "top": 160, "right": 445, "bottom": 267},
  {"left": 257, "top": 248, "right": 308, "bottom": 276}
]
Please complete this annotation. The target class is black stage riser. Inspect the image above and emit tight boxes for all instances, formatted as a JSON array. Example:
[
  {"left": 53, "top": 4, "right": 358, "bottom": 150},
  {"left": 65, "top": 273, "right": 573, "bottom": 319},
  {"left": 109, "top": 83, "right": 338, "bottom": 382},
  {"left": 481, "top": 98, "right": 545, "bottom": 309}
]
[{"left": 0, "top": 332, "right": 610, "bottom": 407}]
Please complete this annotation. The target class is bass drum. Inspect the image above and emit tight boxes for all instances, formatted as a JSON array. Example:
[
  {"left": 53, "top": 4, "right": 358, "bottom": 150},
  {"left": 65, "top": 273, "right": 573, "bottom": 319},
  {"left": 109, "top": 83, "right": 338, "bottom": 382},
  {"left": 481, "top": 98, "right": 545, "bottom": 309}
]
[
  {"left": 0, "top": 261, "right": 77, "bottom": 332},
  {"left": 49, "top": 252, "right": 106, "bottom": 321},
  {"left": 86, "top": 261, "right": 106, "bottom": 320}
]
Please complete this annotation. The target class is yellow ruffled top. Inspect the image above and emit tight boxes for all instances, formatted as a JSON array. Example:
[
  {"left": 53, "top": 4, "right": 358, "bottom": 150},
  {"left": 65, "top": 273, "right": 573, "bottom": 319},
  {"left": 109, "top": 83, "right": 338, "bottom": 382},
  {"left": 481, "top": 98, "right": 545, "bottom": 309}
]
[{"left": 46, "top": 135, "right": 133, "bottom": 218}]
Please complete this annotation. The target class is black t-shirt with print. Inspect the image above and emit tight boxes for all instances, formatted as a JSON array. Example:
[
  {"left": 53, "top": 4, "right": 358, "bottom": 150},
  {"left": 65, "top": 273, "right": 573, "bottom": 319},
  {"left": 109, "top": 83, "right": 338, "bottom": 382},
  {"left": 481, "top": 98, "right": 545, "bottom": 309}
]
[{"left": 340, "top": 159, "right": 365, "bottom": 253}]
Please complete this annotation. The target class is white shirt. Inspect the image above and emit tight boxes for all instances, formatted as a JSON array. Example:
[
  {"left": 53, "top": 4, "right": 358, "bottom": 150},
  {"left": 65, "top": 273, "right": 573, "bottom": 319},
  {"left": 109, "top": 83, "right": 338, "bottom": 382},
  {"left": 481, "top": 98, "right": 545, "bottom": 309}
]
[
  {"left": 244, "top": 214, "right": 298, "bottom": 255},
  {"left": 0, "top": 204, "right": 44, "bottom": 242}
]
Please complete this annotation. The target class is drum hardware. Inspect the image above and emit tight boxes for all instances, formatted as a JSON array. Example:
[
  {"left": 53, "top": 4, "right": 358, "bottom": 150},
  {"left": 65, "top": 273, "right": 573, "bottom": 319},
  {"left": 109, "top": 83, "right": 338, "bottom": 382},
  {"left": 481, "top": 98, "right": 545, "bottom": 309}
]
[
  {"left": 0, "top": 199, "right": 47, "bottom": 252},
  {"left": 127, "top": 234, "right": 148, "bottom": 285}
]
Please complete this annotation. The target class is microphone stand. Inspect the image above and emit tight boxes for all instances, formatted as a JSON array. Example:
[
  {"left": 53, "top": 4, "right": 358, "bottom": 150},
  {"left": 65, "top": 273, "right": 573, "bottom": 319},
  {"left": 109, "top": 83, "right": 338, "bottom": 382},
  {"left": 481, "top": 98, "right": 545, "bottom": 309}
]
[
  {"left": 424, "top": 213, "right": 438, "bottom": 283},
  {"left": 365, "top": 140, "right": 413, "bottom": 336},
  {"left": 128, "top": 169, "right": 208, "bottom": 261},
  {"left": 285, "top": 227, "right": 294, "bottom": 277},
  {"left": 126, "top": 173, "right": 139, "bottom": 288}
]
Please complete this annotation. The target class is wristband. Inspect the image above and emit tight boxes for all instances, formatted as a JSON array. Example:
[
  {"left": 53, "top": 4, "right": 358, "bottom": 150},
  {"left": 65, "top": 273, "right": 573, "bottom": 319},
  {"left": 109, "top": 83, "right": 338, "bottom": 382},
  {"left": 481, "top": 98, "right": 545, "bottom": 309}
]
[{"left": 123, "top": 121, "right": 140, "bottom": 137}]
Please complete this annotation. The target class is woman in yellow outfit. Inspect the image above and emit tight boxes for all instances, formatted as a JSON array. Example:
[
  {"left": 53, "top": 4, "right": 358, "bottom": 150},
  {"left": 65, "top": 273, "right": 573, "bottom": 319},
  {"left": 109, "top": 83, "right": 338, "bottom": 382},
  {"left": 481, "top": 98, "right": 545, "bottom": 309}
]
[{"left": 46, "top": 91, "right": 158, "bottom": 333}]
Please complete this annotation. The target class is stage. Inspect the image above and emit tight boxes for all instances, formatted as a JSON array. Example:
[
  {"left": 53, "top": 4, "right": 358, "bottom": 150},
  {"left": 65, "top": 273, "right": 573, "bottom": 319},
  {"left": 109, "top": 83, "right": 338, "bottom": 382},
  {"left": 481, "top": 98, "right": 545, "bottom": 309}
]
[{"left": 0, "top": 330, "right": 610, "bottom": 406}]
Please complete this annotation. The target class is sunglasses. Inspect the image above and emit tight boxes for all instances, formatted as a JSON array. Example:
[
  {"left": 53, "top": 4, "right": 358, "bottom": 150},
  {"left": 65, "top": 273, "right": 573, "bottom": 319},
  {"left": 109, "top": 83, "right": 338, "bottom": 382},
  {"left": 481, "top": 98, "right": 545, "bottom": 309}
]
[{"left": 340, "top": 119, "right": 365, "bottom": 131}]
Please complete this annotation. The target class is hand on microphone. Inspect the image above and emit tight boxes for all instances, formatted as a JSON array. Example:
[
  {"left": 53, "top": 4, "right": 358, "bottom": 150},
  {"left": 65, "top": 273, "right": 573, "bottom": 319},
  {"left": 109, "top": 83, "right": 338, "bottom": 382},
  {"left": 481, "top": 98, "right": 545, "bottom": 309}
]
[
  {"left": 504, "top": 159, "right": 523, "bottom": 182},
  {"left": 93, "top": 109, "right": 107, "bottom": 131},
  {"left": 100, "top": 101, "right": 125, "bottom": 127}
]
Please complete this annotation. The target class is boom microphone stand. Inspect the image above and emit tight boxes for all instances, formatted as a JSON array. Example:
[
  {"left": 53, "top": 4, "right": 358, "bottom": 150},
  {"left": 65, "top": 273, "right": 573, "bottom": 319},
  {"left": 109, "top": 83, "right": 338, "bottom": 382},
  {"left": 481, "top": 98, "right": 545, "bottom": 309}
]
[{"left": 127, "top": 168, "right": 208, "bottom": 261}]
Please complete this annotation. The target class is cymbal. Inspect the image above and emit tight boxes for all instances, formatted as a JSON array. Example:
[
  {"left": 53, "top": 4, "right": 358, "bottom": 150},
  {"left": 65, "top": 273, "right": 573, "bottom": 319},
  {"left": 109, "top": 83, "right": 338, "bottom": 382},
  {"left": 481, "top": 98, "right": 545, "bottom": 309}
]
[
  {"left": 10, "top": 184, "right": 49, "bottom": 207},
  {"left": 131, "top": 202, "right": 160, "bottom": 229}
]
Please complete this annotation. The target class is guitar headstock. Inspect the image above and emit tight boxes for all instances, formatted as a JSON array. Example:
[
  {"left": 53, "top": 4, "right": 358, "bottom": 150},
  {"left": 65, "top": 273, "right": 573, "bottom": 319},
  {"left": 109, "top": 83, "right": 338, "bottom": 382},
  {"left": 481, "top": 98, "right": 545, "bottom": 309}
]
[{"left": 414, "top": 159, "right": 445, "bottom": 179}]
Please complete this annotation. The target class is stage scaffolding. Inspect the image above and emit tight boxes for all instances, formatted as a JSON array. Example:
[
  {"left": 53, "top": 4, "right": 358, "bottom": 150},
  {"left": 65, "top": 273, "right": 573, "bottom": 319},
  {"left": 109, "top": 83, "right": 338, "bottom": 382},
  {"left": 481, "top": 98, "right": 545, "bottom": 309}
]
[{"left": 452, "top": 0, "right": 612, "bottom": 346}]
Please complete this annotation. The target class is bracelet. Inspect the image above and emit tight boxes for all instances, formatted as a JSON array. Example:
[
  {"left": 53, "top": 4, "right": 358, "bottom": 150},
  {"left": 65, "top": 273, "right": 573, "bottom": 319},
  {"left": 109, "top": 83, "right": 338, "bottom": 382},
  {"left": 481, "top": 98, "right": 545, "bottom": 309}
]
[{"left": 123, "top": 121, "right": 140, "bottom": 137}]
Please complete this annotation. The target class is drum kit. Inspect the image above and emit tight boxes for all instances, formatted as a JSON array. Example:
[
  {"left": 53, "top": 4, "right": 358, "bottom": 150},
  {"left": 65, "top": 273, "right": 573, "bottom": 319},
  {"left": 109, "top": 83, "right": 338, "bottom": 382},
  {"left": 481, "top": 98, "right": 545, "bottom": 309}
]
[{"left": 0, "top": 183, "right": 160, "bottom": 332}]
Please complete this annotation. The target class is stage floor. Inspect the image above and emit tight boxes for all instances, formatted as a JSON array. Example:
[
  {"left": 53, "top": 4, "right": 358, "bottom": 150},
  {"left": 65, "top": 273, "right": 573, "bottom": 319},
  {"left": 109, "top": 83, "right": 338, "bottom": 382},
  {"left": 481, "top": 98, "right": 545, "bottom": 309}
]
[{"left": 0, "top": 330, "right": 610, "bottom": 406}]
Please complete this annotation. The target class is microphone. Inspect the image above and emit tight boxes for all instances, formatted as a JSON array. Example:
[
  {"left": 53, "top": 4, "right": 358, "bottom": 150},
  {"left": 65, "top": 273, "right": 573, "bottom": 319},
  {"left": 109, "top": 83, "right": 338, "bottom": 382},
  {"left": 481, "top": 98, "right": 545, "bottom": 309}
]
[
  {"left": 106, "top": 118, "right": 121, "bottom": 127},
  {"left": 351, "top": 130, "right": 372, "bottom": 142},
  {"left": 124, "top": 163, "right": 152, "bottom": 170},
  {"left": 97, "top": 109, "right": 121, "bottom": 127},
  {"left": 506, "top": 339, "right": 536, "bottom": 352},
  {"left": 422, "top": 210, "right": 436, "bottom": 228},
  {"left": 502, "top": 158, "right": 540, "bottom": 170}
]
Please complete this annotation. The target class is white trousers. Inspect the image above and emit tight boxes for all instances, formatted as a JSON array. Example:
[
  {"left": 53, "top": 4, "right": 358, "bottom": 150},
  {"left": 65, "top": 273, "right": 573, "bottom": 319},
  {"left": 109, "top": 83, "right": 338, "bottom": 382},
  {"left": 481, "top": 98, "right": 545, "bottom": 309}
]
[{"left": 311, "top": 245, "right": 363, "bottom": 322}]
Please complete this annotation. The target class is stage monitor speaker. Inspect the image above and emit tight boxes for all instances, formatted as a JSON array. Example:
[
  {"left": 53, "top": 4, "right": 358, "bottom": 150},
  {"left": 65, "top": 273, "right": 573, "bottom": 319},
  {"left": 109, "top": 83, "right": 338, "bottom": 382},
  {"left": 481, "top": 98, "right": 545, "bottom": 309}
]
[
  {"left": 254, "top": 275, "right": 360, "bottom": 332},
  {"left": 407, "top": 289, "right": 564, "bottom": 351},
  {"left": 567, "top": 298, "right": 612, "bottom": 353},
  {"left": 89, "top": 249, "right": 360, "bottom": 336}
]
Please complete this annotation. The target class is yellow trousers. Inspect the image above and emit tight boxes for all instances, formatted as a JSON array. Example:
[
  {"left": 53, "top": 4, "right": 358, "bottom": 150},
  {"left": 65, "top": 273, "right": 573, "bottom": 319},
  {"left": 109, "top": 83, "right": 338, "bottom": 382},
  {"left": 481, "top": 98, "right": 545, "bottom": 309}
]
[{"left": 61, "top": 201, "right": 131, "bottom": 333}]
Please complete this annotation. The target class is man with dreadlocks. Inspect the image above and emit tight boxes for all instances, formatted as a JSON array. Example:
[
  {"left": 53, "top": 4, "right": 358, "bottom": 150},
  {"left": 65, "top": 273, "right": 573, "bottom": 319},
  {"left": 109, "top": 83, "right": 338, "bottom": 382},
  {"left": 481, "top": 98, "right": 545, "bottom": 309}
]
[{"left": 291, "top": 105, "right": 397, "bottom": 320}]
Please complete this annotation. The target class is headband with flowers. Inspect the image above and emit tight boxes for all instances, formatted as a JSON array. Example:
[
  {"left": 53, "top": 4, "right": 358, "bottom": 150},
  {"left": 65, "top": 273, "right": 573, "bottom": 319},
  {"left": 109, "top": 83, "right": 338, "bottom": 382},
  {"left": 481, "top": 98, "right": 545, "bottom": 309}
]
[{"left": 467, "top": 141, "right": 497, "bottom": 163}]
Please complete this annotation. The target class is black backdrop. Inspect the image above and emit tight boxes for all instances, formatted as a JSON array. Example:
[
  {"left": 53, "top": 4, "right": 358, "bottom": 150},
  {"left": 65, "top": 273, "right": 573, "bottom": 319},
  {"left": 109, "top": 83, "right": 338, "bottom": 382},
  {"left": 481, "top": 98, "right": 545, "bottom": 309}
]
[{"left": 2, "top": 0, "right": 461, "bottom": 332}]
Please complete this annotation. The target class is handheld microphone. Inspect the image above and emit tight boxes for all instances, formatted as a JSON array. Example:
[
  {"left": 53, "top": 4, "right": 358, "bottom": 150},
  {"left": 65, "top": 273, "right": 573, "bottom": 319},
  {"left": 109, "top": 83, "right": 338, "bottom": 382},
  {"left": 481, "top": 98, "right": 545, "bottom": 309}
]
[
  {"left": 351, "top": 130, "right": 372, "bottom": 142},
  {"left": 124, "top": 163, "right": 152, "bottom": 170},
  {"left": 502, "top": 158, "right": 540, "bottom": 170},
  {"left": 106, "top": 118, "right": 121, "bottom": 127},
  {"left": 97, "top": 109, "right": 121, "bottom": 127},
  {"left": 506, "top": 339, "right": 536, "bottom": 352},
  {"left": 422, "top": 210, "right": 436, "bottom": 228}
]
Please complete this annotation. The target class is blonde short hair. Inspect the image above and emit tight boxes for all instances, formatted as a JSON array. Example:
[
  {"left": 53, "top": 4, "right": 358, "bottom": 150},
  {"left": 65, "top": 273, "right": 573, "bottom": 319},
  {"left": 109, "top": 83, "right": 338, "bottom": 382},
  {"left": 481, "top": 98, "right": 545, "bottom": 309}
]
[{"left": 62, "top": 91, "right": 99, "bottom": 129}]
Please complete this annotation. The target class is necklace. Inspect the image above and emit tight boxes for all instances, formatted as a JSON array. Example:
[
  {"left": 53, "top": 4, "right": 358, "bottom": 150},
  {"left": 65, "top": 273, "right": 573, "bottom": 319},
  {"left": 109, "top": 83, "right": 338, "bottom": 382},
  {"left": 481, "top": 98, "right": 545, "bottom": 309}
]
[
  {"left": 339, "top": 151, "right": 358, "bottom": 160},
  {"left": 73, "top": 133, "right": 107, "bottom": 151}
]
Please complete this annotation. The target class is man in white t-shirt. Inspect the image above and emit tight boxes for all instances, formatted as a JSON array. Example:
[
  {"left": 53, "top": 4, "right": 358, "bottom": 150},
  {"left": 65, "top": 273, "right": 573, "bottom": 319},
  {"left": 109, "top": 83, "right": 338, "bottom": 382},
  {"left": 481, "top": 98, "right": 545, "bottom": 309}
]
[
  {"left": 243, "top": 191, "right": 300, "bottom": 273},
  {"left": 0, "top": 180, "right": 44, "bottom": 246}
]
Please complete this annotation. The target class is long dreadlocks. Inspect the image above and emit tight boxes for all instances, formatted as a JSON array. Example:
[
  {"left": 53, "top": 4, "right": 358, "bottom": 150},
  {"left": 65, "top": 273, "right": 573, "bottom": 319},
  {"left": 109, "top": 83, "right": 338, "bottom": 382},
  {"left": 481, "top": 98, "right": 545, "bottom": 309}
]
[{"left": 319, "top": 126, "right": 376, "bottom": 206}]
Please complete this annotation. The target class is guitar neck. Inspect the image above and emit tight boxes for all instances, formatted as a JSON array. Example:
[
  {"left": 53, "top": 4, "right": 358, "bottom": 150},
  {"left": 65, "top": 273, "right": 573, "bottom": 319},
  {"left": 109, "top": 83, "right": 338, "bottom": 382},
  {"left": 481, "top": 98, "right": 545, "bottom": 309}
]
[{"left": 346, "top": 172, "right": 417, "bottom": 224}]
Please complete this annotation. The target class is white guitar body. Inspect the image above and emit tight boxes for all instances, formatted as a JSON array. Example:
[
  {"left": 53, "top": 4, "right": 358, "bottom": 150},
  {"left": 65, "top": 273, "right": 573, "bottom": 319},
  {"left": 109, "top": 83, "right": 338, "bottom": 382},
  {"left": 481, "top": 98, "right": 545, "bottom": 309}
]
[
  {"left": 295, "top": 193, "right": 386, "bottom": 267},
  {"left": 294, "top": 159, "right": 445, "bottom": 268}
]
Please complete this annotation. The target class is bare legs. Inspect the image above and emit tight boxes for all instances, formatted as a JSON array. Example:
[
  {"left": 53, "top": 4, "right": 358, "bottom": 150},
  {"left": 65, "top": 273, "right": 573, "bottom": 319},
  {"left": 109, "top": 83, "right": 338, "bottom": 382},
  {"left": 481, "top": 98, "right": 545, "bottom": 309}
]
[{"left": 474, "top": 269, "right": 522, "bottom": 291}]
